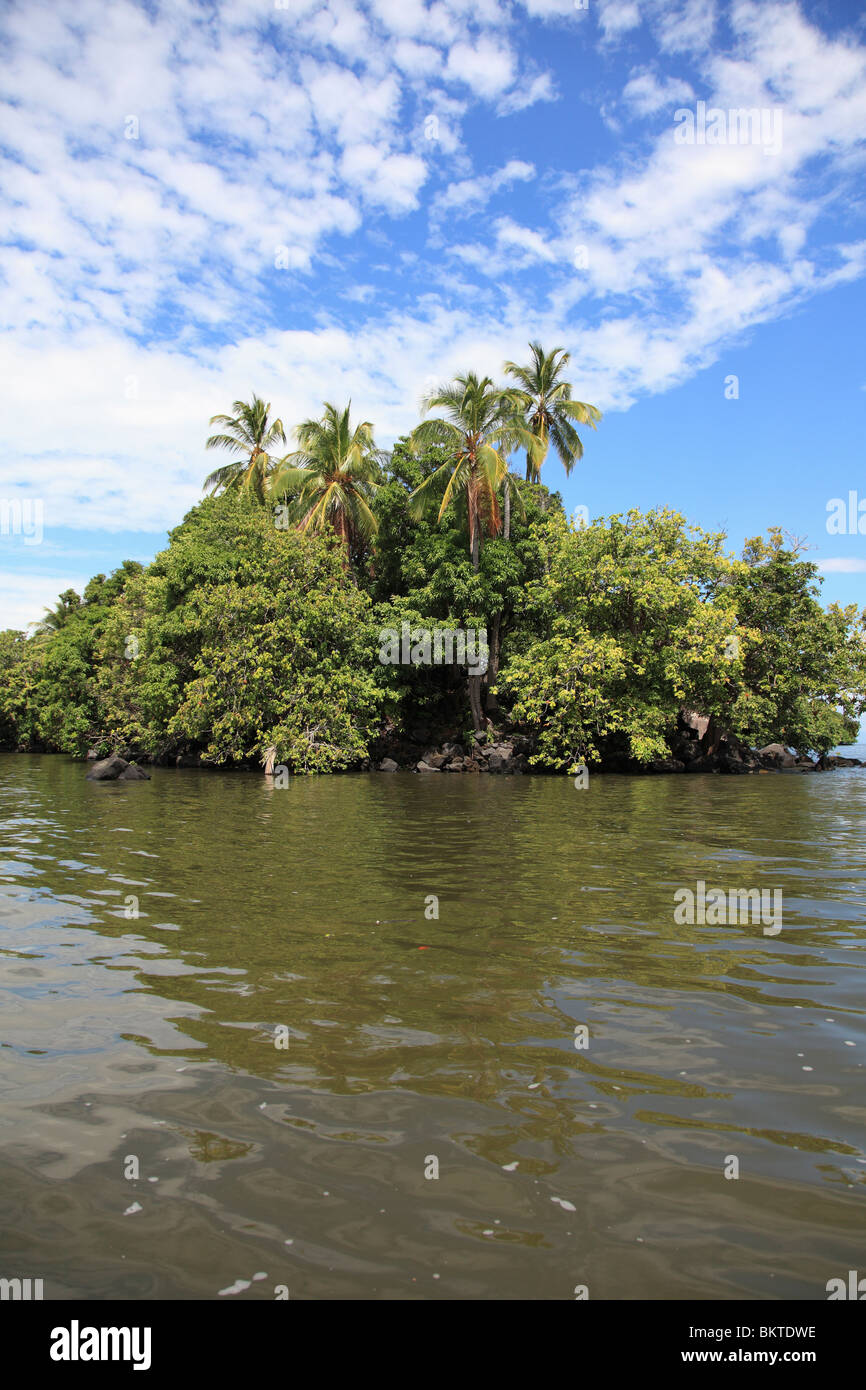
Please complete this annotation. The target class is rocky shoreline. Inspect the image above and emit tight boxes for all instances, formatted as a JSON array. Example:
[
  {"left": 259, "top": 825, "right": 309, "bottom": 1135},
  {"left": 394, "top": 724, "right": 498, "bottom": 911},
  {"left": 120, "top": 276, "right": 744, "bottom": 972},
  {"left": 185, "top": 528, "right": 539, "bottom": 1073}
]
[
  {"left": 72, "top": 708, "right": 863, "bottom": 778},
  {"left": 362, "top": 708, "right": 863, "bottom": 776}
]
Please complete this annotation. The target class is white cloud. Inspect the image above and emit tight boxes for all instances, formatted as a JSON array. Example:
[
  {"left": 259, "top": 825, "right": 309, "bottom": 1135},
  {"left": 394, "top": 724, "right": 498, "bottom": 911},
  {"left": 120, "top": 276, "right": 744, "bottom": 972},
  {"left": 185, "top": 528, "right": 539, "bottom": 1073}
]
[
  {"left": 817, "top": 558, "right": 866, "bottom": 573},
  {"left": 622, "top": 68, "right": 694, "bottom": 116},
  {"left": 497, "top": 70, "right": 558, "bottom": 114},
  {"left": 1, "top": 0, "right": 866, "bottom": 631},
  {"left": 339, "top": 144, "right": 428, "bottom": 211},
  {"left": 445, "top": 37, "right": 516, "bottom": 98},
  {"left": 0, "top": 571, "right": 95, "bottom": 633},
  {"left": 656, "top": 0, "right": 717, "bottom": 55},
  {"left": 597, "top": 0, "right": 642, "bottom": 40},
  {"left": 597, "top": 0, "right": 717, "bottom": 53},
  {"left": 431, "top": 159, "right": 536, "bottom": 221}
]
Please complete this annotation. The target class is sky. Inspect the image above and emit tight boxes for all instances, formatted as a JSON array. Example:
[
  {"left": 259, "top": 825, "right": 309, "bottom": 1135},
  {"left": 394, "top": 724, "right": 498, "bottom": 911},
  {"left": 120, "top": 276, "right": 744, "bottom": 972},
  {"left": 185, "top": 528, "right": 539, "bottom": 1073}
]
[{"left": 1, "top": 0, "right": 865, "bottom": 632}]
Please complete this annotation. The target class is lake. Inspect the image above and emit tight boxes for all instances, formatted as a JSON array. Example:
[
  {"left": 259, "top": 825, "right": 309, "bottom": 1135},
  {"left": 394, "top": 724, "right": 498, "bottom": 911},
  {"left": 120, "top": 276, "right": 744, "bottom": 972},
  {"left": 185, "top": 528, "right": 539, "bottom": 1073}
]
[{"left": 1, "top": 752, "right": 864, "bottom": 1300}]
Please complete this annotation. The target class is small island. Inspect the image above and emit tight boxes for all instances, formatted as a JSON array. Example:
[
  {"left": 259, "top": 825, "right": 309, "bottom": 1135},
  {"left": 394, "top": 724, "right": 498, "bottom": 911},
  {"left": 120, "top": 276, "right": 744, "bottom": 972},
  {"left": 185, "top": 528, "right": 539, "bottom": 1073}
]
[{"left": 2, "top": 347, "right": 864, "bottom": 776}]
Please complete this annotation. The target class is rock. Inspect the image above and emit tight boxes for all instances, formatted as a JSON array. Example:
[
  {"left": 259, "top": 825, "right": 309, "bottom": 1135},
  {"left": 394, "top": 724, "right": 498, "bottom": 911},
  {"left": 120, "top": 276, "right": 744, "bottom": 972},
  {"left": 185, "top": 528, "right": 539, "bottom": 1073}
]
[
  {"left": 86, "top": 754, "right": 129, "bottom": 781},
  {"left": 818, "top": 754, "right": 863, "bottom": 769},
  {"left": 757, "top": 743, "right": 798, "bottom": 769},
  {"left": 677, "top": 742, "right": 703, "bottom": 763},
  {"left": 487, "top": 751, "right": 511, "bottom": 773},
  {"left": 86, "top": 748, "right": 99, "bottom": 760},
  {"left": 680, "top": 709, "right": 710, "bottom": 741},
  {"left": 379, "top": 757, "right": 399, "bottom": 772},
  {"left": 444, "top": 761, "right": 464, "bottom": 771},
  {"left": 416, "top": 760, "right": 439, "bottom": 772},
  {"left": 119, "top": 763, "right": 150, "bottom": 780},
  {"left": 426, "top": 753, "right": 448, "bottom": 769},
  {"left": 649, "top": 758, "right": 686, "bottom": 773},
  {"left": 176, "top": 753, "right": 201, "bottom": 768}
]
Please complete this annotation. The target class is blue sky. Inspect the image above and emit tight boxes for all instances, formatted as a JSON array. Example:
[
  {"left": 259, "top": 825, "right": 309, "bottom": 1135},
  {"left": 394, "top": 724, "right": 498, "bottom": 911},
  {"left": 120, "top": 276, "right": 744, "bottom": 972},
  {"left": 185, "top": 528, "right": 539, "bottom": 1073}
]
[{"left": 1, "top": 0, "right": 865, "bottom": 630}]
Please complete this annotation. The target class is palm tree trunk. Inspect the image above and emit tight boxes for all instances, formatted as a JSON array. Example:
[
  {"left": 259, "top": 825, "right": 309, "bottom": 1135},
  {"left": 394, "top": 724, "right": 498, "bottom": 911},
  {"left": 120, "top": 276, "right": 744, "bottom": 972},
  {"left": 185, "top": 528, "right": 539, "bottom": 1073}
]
[
  {"left": 503, "top": 481, "right": 511, "bottom": 541},
  {"left": 468, "top": 674, "right": 484, "bottom": 732},
  {"left": 485, "top": 610, "right": 502, "bottom": 715}
]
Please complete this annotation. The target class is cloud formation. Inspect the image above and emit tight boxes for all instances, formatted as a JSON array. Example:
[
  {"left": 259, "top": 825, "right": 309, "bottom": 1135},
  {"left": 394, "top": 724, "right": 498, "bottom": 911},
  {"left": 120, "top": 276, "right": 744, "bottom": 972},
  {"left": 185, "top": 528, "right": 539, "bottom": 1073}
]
[{"left": 1, "top": 0, "right": 865, "bottom": 626}]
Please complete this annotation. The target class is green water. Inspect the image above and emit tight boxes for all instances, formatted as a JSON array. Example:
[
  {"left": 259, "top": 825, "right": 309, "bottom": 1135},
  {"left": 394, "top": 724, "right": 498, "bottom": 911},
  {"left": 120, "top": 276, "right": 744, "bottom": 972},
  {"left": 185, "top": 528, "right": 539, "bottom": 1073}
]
[{"left": 0, "top": 753, "right": 864, "bottom": 1300}]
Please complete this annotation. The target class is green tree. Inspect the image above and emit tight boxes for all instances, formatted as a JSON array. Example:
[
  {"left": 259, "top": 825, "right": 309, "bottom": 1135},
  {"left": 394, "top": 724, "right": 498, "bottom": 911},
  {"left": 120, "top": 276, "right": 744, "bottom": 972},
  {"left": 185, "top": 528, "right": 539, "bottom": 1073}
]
[
  {"left": 725, "top": 529, "right": 866, "bottom": 755},
  {"left": 407, "top": 375, "right": 538, "bottom": 729},
  {"left": 203, "top": 395, "right": 287, "bottom": 500},
  {"left": 158, "top": 496, "right": 383, "bottom": 770},
  {"left": 371, "top": 438, "right": 556, "bottom": 733},
  {"left": 408, "top": 372, "right": 533, "bottom": 569},
  {"left": 503, "top": 341, "right": 602, "bottom": 484},
  {"left": 269, "top": 402, "right": 384, "bottom": 557},
  {"left": 499, "top": 508, "right": 740, "bottom": 769},
  {"left": 31, "top": 588, "right": 82, "bottom": 635}
]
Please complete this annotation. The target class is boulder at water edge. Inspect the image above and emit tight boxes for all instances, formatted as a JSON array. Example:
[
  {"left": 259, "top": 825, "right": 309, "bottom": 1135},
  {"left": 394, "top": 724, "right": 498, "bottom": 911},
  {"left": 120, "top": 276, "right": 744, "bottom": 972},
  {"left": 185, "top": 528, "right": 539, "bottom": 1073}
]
[
  {"left": 86, "top": 755, "right": 150, "bottom": 781},
  {"left": 86, "top": 754, "right": 129, "bottom": 780}
]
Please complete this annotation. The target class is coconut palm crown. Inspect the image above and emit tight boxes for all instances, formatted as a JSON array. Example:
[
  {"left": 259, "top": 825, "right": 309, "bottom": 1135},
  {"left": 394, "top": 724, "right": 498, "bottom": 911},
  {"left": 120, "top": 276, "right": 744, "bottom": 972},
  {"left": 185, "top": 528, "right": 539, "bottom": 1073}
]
[
  {"left": 503, "top": 342, "right": 601, "bottom": 482},
  {"left": 268, "top": 401, "right": 385, "bottom": 549},
  {"left": 408, "top": 372, "right": 535, "bottom": 568},
  {"left": 203, "top": 395, "right": 287, "bottom": 499}
]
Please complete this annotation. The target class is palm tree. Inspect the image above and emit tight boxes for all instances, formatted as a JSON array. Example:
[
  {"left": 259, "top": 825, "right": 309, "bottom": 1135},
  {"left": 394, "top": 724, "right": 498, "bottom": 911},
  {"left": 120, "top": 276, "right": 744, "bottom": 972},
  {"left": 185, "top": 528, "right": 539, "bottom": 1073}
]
[
  {"left": 408, "top": 373, "right": 533, "bottom": 570},
  {"left": 30, "top": 589, "right": 81, "bottom": 635},
  {"left": 203, "top": 395, "right": 286, "bottom": 500},
  {"left": 503, "top": 342, "right": 602, "bottom": 484},
  {"left": 408, "top": 373, "right": 534, "bottom": 731},
  {"left": 268, "top": 402, "right": 384, "bottom": 552}
]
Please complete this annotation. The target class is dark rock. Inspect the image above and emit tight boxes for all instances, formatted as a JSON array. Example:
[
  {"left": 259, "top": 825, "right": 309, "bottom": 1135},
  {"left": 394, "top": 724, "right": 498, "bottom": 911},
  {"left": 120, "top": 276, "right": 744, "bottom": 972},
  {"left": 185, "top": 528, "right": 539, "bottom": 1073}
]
[
  {"left": 176, "top": 753, "right": 201, "bottom": 768},
  {"left": 86, "top": 754, "right": 129, "bottom": 781},
  {"left": 685, "top": 755, "right": 718, "bottom": 773},
  {"left": 119, "top": 763, "right": 150, "bottom": 780},
  {"left": 677, "top": 741, "right": 703, "bottom": 763},
  {"left": 379, "top": 757, "right": 399, "bottom": 772},
  {"left": 757, "top": 743, "right": 798, "bottom": 769},
  {"left": 649, "top": 758, "right": 686, "bottom": 773},
  {"left": 416, "top": 760, "right": 439, "bottom": 772}
]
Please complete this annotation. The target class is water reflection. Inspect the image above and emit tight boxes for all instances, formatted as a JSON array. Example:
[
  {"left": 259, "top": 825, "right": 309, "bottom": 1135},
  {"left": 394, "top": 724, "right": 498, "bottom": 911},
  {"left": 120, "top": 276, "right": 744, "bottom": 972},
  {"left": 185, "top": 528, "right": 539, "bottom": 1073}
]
[{"left": 0, "top": 754, "right": 864, "bottom": 1299}]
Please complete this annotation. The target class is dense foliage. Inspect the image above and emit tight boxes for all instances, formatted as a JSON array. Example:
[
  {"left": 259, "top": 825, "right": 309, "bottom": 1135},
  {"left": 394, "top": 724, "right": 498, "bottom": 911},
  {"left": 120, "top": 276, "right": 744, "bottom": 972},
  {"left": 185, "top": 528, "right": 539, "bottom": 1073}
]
[{"left": 2, "top": 371, "right": 864, "bottom": 773}]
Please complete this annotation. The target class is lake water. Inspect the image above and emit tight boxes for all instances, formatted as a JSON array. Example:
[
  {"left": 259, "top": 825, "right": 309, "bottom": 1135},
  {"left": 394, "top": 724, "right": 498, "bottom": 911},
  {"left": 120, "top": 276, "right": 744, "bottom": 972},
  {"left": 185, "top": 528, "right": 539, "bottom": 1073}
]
[{"left": 1, "top": 752, "right": 864, "bottom": 1300}]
